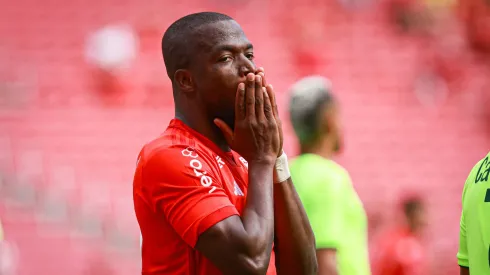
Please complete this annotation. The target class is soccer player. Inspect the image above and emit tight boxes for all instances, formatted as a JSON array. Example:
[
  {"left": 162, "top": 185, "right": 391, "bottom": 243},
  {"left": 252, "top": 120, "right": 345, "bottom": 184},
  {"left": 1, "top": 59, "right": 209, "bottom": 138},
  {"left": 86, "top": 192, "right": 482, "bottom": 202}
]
[
  {"left": 372, "top": 196, "right": 428, "bottom": 275},
  {"left": 288, "top": 76, "right": 371, "bottom": 275},
  {"left": 133, "top": 12, "right": 317, "bottom": 275},
  {"left": 457, "top": 151, "right": 490, "bottom": 275}
]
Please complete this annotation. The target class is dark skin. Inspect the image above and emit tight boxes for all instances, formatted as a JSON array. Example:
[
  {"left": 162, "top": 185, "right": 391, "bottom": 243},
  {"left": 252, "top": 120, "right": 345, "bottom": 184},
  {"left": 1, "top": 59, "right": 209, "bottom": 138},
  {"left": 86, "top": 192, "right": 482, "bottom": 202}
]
[
  {"left": 222, "top": 68, "right": 317, "bottom": 275},
  {"left": 172, "top": 20, "right": 317, "bottom": 275},
  {"left": 460, "top": 266, "right": 469, "bottom": 275}
]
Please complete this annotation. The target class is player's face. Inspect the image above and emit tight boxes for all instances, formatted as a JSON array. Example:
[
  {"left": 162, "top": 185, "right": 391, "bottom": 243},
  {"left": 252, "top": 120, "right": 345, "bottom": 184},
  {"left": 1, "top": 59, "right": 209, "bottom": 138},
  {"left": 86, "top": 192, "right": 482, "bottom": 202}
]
[
  {"left": 327, "top": 103, "right": 344, "bottom": 153},
  {"left": 410, "top": 205, "right": 428, "bottom": 233},
  {"left": 190, "top": 20, "right": 256, "bottom": 129}
]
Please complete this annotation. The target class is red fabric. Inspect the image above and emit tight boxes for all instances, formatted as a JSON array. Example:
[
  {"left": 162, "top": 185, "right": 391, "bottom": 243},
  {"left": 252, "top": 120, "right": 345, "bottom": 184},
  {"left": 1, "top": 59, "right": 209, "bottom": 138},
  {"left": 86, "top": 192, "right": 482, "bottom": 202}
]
[
  {"left": 372, "top": 228, "right": 426, "bottom": 275},
  {"left": 461, "top": 0, "right": 490, "bottom": 52},
  {"left": 133, "top": 119, "right": 276, "bottom": 275}
]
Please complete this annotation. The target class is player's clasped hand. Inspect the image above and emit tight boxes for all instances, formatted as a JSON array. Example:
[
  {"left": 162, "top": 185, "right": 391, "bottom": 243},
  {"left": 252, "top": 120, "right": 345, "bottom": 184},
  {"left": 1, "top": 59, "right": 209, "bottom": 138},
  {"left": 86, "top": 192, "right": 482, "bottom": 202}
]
[
  {"left": 214, "top": 73, "right": 281, "bottom": 164},
  {"left": 256, "top": 67, "right": 283, "bottom": 157}
]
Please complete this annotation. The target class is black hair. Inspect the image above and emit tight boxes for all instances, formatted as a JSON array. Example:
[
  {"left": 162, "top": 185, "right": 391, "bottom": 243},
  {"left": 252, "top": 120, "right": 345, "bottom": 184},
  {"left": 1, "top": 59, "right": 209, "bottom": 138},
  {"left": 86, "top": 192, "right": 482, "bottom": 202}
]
[
  {"left": 402, "top": 196, "right": 424, "bottom": 218},
  {"left": 161, "top": 12, "right": 234, "bottom": 80}
]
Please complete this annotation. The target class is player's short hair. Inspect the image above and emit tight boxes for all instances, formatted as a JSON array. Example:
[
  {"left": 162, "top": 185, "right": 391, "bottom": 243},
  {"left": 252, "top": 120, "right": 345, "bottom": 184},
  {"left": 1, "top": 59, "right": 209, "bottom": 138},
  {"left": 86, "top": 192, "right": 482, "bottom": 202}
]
[
  {"left": 288, "top": 76, "right": 335, "bottom": 145},
  {"left": 401, "top": 195, "right": 424, "bottom": 218},
  {"left": 162, "top": 12, "right": 234, "bottom": 80}
]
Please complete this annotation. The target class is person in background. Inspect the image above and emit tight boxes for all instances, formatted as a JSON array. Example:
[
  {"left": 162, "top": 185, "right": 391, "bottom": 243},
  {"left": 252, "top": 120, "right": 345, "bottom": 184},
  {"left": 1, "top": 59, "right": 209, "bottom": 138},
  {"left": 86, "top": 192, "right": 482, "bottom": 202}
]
[
  {"left": 372, "top": 195, "right": 428, "bottom": 275},
  {"left": 457, "top": 151, "right": 490, "bottom": 275},
  {"left": 288, "top": 76, "right": 371, "bottom": 275}
]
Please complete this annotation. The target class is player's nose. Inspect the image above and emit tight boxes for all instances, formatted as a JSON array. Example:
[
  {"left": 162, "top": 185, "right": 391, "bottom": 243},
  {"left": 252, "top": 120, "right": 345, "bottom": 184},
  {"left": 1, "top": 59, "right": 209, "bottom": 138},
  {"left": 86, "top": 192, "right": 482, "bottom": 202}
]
[{"left": 238, "top": 56, "right": 255, "bottom": 77}]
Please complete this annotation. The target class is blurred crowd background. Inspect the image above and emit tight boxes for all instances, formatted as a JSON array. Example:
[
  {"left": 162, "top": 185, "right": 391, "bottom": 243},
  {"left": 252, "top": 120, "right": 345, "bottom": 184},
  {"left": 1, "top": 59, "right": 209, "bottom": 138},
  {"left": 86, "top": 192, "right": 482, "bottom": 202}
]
[{"left": 0, "top": 0, "right": 489, "bottom": 274}]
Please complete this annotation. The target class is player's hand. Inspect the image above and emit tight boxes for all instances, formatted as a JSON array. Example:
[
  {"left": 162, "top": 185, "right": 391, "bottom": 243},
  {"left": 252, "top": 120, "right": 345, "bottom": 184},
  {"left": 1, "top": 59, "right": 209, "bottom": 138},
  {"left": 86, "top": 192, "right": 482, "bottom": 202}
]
[
  {"left": 255, "top": 67, "right": 283, "bottom": 157},
  {"left": 214, "top": 73, "right": 281, "bottom": 164}
]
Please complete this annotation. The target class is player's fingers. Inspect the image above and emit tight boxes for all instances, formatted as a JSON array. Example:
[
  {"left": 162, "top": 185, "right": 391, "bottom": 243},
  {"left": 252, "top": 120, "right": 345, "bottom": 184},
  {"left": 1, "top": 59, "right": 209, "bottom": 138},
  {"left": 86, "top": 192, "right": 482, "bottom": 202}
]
[
  {"left": 255, "top": 67, "right": 265, "bottom": 74},
  {"left": 213, "top": 118, "right": 234, "bottom": 145},
  {"left": 265, "top": 84, "right": 279, "bottom": 118},
  {"left": 255, "top": 67, "right": 267, "bottom": 87},
  {"left": 254, "top": 75, "right": 265, "bottom": 119},
  {"left": 263, "top": 88, "right": 274, "bottom": 121},
  {"left": 245, "top": 73, "right": 255, "bottom": 118},
  {"left": 235, "top": 83, "right": 246, "bottom": 120},
  {"left": 257, "top": 72, "right": 267, "bottom": 87}
]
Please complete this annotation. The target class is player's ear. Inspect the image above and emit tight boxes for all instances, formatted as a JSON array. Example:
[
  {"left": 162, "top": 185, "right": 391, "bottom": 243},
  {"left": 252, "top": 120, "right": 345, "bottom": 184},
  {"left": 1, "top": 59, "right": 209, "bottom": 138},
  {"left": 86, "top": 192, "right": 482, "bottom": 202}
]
[
  {"left": 320, "top": 106, "right": 334, "bottom": 135},
  {"left": 174, "top": 69, "right": 194, "bottom": 93}
]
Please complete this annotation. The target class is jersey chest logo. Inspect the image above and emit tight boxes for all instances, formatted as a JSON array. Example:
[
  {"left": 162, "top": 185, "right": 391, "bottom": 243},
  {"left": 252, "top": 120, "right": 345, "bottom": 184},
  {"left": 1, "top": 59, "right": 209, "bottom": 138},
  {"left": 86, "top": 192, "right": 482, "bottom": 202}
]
[
  {"left": 234, "top": 181, "right": 244, "bottom": 196},
  {"left": 475, "top": 156, "right": 489, "bottom": 184}
]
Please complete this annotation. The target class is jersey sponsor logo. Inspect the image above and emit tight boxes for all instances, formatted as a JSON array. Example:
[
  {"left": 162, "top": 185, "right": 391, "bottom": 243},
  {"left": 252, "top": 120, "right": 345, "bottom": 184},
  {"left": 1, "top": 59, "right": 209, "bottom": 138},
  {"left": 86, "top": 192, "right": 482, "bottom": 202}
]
[
  {"left": 238, "top": 157, "right": 248, "bottom": 169},
  {"left": 485, "top": 188, "right": 490, "bottom": 203},
  {"left": 181, "top": 147, "right": 217, "bottom": 193},
  {"left": 216, "top": 156, "right": 225, "bottom": 169},
  {"left": 234, "top": 181, "right": 244, "bottom": 196},
  {"left": 475, "top": 157, "right": 489, "bottom": 184}
]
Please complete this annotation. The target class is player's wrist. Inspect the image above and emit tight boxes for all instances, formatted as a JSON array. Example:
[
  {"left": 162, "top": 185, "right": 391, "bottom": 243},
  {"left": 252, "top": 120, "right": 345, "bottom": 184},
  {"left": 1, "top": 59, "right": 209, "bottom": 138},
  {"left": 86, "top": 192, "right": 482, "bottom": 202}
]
[
  {"left": 248, "top": 156, "right": 276, "bottom": 167},
  {"left": 273, "top": 151, "right": 290, "bottom": 184}
]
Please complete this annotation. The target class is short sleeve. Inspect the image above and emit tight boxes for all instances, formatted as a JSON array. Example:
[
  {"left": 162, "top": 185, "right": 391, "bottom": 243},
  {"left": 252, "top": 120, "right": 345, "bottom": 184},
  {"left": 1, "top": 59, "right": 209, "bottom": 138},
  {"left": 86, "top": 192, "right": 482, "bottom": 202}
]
[
  {"left": 307, "top": 173, "right": 346, "bottom": 249},
  {"left": 143, "top": 145, "right": 239, "bottom": 248}
]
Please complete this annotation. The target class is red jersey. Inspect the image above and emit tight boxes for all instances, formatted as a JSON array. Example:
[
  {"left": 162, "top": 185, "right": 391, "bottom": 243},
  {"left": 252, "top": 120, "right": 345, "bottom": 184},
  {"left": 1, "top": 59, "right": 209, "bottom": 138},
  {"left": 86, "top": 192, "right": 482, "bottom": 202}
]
[
  {"left": 133, "top": 119, "right": 277, "bottom": 275},
  {"left": 372, "top": 228, "right": 426, "bottom": 275}
]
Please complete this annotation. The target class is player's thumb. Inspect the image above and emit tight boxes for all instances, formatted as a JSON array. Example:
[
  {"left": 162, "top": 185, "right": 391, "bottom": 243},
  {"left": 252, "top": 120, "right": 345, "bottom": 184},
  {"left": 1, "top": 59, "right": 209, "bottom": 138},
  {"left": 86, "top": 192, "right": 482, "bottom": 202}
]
[{"left": 213, "top": 118, "right": 233, "bottom": 145}]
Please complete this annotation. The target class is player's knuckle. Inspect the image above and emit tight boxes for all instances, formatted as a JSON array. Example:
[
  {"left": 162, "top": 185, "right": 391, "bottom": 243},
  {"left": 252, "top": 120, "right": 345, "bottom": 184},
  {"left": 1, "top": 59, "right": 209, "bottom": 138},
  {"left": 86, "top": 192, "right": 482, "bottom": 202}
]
[
  {"left": 267, "top": 120, "right": 276, "bottom": 130},
  {"left": 264, "top": 103, "right": 272, "bottom": 113},
  {"left": 248, "top": 119, "right": 258, "bottom": 129},
  {"left": 246, "top": 98, "right": 255, "bottom": 106},
  {"left": 238, "top": 101, "right": 245, "bottom": 109}
]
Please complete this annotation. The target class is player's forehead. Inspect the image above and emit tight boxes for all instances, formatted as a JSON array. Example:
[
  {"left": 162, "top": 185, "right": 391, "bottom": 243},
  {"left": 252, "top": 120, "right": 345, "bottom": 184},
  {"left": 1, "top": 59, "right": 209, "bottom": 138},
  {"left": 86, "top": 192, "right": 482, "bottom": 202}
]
[{"left": 192, "top": 20, "right": 251, "bottom": 53}]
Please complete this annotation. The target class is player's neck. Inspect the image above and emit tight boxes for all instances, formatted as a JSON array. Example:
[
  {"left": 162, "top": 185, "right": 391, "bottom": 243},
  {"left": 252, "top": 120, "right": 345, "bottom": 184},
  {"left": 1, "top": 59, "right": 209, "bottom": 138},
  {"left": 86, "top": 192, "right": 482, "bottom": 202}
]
[
  {"left": 300, "top": 138, "right": 335, "bottom": 160},
  {"left": 175, "top": 109, "right": 231, "bottom": 153}
]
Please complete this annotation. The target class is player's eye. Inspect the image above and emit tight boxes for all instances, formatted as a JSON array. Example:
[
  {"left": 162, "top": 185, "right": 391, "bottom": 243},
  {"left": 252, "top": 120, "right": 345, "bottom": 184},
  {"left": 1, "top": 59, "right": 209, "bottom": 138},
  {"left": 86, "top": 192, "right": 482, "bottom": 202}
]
[
  {"left": 245, "top": 53, "right": 254, "bottom": 60},
  {"left": 219, "top": 56, "right": 233, "bottom": 62}
]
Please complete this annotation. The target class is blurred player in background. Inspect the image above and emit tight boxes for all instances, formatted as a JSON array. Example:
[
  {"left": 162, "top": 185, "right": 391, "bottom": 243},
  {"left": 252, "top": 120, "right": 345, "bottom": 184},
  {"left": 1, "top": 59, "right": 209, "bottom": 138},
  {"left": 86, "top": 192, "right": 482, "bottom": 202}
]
[
  {"left": 133, "top": 12, "right": 317, "bottom": 275},
  {"left": 288, "top": 76, "right": 371, "bottom": 275},
  {"left": 457, "top": 151, "right": 490, "bottom": 275},
  {"left": 372, "top": 195, "right": 428, "bottom": 275}
]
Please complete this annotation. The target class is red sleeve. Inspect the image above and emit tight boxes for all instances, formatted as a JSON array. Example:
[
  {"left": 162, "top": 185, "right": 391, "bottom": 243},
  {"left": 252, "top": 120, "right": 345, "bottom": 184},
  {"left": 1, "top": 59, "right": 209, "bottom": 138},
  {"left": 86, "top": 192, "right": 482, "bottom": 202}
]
[{"left": 143, "top": 145, "right": 239, "bottom": 248}]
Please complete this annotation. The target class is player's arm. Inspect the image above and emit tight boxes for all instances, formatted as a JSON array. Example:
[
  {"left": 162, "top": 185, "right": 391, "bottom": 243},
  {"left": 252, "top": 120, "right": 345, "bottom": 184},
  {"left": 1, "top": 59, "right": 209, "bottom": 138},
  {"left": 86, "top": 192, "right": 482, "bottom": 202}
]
[
  {"left": 276, "top": 169, "right": 345, "bottom": 275},
  {"left": 316, "top": 249, "right": 338, "bottom": 275},
  {"left": 145, "top": 145, "right": 275, "bottom": 275},
  {"left": 272, "top": 176, "right": 318, "bottom": 275},
  {"left": 205, "top": 74, "right": 280, "bottom": 274},
  {"left": 261, "top": 79, "right": 316, "bottom": 274},
  {"left": 253, "top": 69, "right": 317, "bottom": 274},
  {"left": 195, "top": 160, "right": 275, "bottom": 275},
  {"left": 460, "top": 266, "right": 469, "bottom": 275}
]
